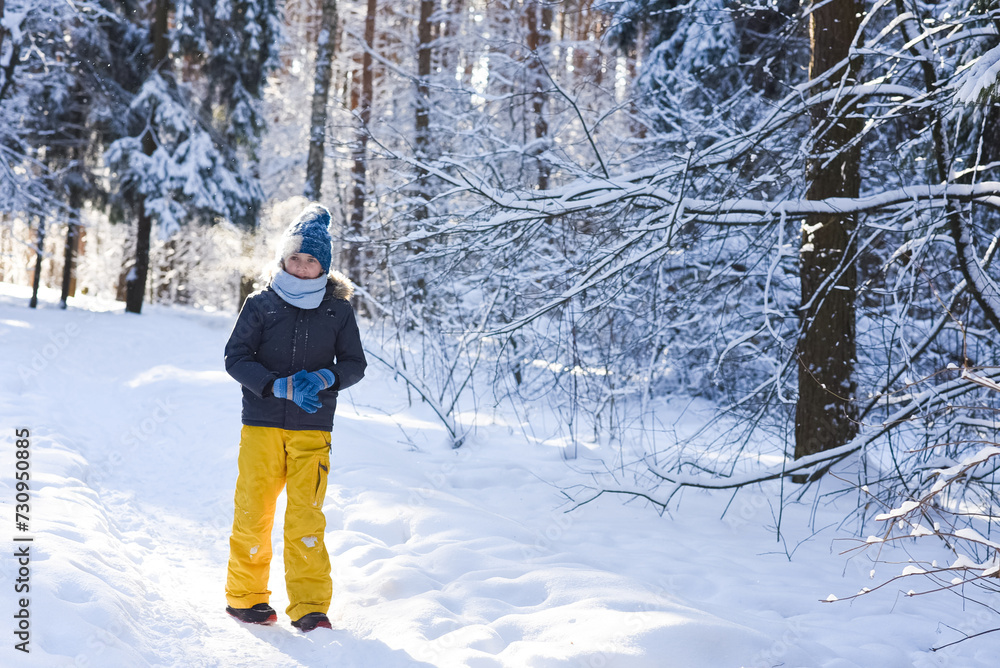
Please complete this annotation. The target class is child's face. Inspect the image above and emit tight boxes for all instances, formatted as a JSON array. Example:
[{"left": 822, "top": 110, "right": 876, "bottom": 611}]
[{"left": 285, "top": 253, "right": 324, "bottom": 279}]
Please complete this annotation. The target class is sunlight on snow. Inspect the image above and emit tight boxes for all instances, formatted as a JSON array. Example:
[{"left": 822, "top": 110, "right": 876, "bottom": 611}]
[
  {"left": 339, "top": 408, "right": 447, "bottom": 433},
  {"left": 126, "top": 364, "right": 231, "bottom": 388}
]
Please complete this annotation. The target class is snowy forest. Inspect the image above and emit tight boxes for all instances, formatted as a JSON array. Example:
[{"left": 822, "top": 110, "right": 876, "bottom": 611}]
[{"left": 5, "top": 0, "right": 1000, "bottom": 652}]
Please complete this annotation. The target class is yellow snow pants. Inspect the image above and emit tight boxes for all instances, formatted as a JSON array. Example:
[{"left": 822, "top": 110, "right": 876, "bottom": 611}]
[{"left": 225, "top": 425, "right": 331, "bottom": 621}]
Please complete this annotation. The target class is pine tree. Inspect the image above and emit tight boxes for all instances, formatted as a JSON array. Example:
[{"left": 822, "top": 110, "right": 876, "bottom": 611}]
[
  {"left": 174, "top": 0, "right": 281, "bottom": 151},
  {"left": 104, "top": 0, "right": 280, "bottom": 313},
  {"left": 1, "top": 0, "right": 113, "bottom": 306}
]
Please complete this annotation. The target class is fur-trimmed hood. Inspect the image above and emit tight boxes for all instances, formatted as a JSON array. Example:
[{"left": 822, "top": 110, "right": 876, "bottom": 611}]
[{"left": 325, "top": 269, "right": 354, "bottom": 301}]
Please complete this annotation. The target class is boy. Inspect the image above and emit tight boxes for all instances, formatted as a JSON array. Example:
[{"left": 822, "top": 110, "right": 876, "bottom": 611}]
[{"left": 223, "top": 203, "right": 366, "bottom": 631}]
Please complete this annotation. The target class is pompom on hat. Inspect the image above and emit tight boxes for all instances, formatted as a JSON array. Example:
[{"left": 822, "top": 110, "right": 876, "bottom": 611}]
[{"left": 278, "top": 203, "right": 333, "bottom": 274}]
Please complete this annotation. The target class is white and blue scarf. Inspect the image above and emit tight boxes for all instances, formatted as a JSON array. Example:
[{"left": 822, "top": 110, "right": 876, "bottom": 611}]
[{"left": 271, "top": 269, "right": 328, "bottom": 309}]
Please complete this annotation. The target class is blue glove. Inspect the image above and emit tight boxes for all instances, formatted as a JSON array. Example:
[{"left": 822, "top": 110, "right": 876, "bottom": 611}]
[
  {"left": 272, "top": 370, "right": 322, "bottom": 413},
  {"left": 297, "top": 369, "right": 336, "bottom": 397}
]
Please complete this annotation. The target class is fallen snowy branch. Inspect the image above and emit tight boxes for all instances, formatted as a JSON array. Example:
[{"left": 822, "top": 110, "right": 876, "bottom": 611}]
[
  {"left": 363, "top": 345, "right": 465, "bottom": 448},
  {"left": 648, "top": 368, "right": 1000, "bottom": 487},
  {"left": 824, "top": 441, "right": 1000, "bottom": 650},
  {"left": 569, "top": 367, "right": 1000, "bottom": 513},
  {"left": 821, "top": 562, "right": 1000, "bottom": 606}
]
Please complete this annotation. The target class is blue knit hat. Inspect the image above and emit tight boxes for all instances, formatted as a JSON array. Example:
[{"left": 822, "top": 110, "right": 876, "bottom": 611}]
[{"left": 279, "top": 203, "right": 333, "bottom": 274}]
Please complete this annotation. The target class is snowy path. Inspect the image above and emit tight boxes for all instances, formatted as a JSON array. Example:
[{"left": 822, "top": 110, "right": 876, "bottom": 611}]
[{"left": 1, "top": 283, "right": 996, "bottom": 667}]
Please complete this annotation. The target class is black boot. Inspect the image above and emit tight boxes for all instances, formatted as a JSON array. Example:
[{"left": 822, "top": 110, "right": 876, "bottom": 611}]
[
  {"left": 291, "top": 612, "right": 332, "bottom": 632},
  {"left": 226, "top": 603, "right": 277, "bottom": 625}
]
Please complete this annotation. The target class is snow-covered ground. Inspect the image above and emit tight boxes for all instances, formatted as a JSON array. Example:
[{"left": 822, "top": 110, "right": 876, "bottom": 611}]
[{"left": 0, "top": 281, "right": 996, "bottom": 667}]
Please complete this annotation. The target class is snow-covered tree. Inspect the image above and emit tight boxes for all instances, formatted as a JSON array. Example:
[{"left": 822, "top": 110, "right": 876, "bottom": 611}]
[
  {"left": 173, "top": 0, "right": 282, "bottom": 151},
  {"left": 104, "top": 0, "right": 280, "bottom": 313},
  {"left": 0, "top": 0, "right": 117, "bottom": 307},
  {"left": 0, "top": 0, "right": 281, "bottom": 313},
  {"left": 383, "top": 0, "right": 1000, "bottom": 512}
]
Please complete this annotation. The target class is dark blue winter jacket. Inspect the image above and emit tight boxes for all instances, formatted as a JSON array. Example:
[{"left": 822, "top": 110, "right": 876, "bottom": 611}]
[{"left": 225, "top": 273, "right": 367, "bottom": 431}]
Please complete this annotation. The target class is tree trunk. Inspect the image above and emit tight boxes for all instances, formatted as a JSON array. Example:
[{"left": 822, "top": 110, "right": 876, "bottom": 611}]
[
  {"left": 891, "top": 4, "right": 1000, "bottom": 336},
  {"left": 526, "top": 1, "right": 552, "bottom": 190},
  {"left": 948, "top": 102, "right": 1000, "bottom": 334},
  {"left": 346, "top": 0, "right": 376, "bottom": 305},
  {"left": 304, "top": 0, "right": 338, "bottom": 202},
  {"left": 0, "top": 0, "right": 6, "bottom": 58},
  {"left": 0, "top": 0, "right": 19, "bottom": 104},
  {"left": 407, "top": 0, "right": 435, "bottom": 303},
  {"left": 627, "top": 26, "right": 645, "bottom": 139},
  {"left": 29, "top": 217, "right": 45, "bottom": 309},
  {"left": 126, "top": 191, "right": 153, "bottom": 314},
  {"left": 60, "top": 167, "right": 84, "bottom": 309},
  {"left": 126, "top": 0, "right": 169, "bottom": 315},
  {"left": 573, "top": 0, "right": 594, "bottom": 81},
  {"left": 413, "top": 0, "right": 434, "bottom": 221},
  {"left": 60, "top": 215, "right": 80, "bottom": 309},
  {"left": 440, "top": 0, "right": 463, "bottom": 78},
  {"left": 794, "top": 0, "right": 863, "bottom": 464}
]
